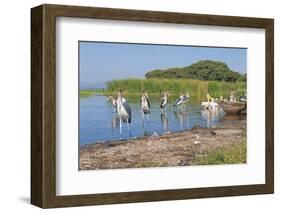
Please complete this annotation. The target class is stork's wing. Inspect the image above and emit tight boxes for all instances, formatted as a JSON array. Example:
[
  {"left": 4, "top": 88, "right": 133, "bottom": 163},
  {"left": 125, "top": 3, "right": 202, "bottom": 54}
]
[
  {"left": 183, "top": 96, "right": 189, "bottom": 102},
  {"left": 174, "top": 98, "right": 181, "bottom": 105},
  {"left": 160, "top": 99, "right": 164, "bottom": 108},
  {"left": 146, "top": 96, "right": 150, "bottom": 109},
  {"left": 123, "top": 102, "right": 132, "bottom": 123}
]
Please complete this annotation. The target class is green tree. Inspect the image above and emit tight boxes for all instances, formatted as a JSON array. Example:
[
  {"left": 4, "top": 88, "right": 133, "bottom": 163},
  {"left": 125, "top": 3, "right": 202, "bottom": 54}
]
[{"left": 145, "top": 60, "right": 246, "bottom": 82}]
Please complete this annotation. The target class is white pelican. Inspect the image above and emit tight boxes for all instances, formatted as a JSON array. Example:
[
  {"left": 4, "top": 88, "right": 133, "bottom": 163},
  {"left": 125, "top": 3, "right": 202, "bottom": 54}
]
[
  {"left": 141, "top": 91, "right": 150, "bottom": 115},
  {"left": 116, "top": 90, "right": 131, "bottom": 134},
  {"left": 206, "top": 93, "right": 212, "bottom": 102},
  {"left": 201, "top": 97, "right": 218, "bottom": 110},
  {"left": 201, "top": 101, "right": 210, "bottom": 110},
  {"left": 228, "top": 91, "right": 235, "bottom": 102},
  {"left": 209, "top": 99, "right": 218, "bottom": 109}
]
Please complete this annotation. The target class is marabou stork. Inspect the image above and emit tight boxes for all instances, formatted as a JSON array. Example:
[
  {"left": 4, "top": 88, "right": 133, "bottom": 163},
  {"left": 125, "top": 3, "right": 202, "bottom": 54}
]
[
  {"left": 116, "top": 90, "right": 131, "bottom": 134},
  {"left": 173, "top": 92, "right": 190, "bottom": 107},
  {"left": 160, "top": 91, "right": 170, "bottom": 114},
  {"left": 160, "top": 92, "right": 169, "bottom": 109},
  {"left": 141, "top": 91, "right": 150, "bottom": 115}
]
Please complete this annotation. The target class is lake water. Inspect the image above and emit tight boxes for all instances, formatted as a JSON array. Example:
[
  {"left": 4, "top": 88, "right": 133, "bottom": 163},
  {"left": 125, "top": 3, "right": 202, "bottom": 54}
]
[{"left": 79, "top": 95, "right": 225, "bottom": 145}]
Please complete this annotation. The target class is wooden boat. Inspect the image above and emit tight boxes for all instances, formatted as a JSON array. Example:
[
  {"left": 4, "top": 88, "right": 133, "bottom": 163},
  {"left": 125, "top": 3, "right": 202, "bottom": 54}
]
[{"left": 218, "top": 101, "right": 246, "bottom": 115}]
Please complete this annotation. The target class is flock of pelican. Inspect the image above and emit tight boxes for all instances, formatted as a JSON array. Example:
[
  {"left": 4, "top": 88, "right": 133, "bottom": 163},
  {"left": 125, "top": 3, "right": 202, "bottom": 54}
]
[{"left": 106, "top": 90, "right": 190, "bottom": 130}]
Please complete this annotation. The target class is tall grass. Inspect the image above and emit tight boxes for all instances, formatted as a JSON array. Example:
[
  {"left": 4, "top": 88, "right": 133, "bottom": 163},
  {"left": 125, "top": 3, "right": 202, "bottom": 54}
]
[
  {"left": 195, "top": 141, "right": 246, "bottom": 165},
  {"left": 105, "top": 78, "right": 246, "bottom": 101}
]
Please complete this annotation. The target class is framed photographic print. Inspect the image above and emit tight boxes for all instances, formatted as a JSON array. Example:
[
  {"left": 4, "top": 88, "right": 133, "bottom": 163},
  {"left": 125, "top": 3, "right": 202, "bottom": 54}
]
[{"left": 31, "top": 4, "right": 274, "bottom": 208}]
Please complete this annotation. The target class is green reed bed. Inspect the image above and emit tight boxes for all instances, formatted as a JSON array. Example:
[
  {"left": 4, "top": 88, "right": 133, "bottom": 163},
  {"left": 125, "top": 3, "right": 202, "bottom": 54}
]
[
  {"left": 80, "top": 89, "right": 105, "bottom": 97},
  {"left": 105, "top": 78, "right": 246, "bottom": 101}
]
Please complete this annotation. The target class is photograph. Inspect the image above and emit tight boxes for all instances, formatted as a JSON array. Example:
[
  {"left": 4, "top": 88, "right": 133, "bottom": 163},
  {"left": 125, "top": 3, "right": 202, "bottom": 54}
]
[
  {"left": 79, "top": 41, "right": 247, "bottom": 170},
  {"left": 30, "top": 3, "right": 274, "bottom": 208}
]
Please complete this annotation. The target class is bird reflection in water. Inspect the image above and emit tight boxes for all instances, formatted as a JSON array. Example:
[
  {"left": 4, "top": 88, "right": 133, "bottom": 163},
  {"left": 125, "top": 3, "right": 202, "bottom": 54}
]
[
  {"left": 201, "top": 108, "right": 222, "bottom": 128},
  {"left": 173, "top": 110, "right": 189, "bottom": 130},
  {"left": 110, "top": 113, "right": 118, "bottom": 135},
  {"left": 160, "top": 113, "right": 169, "bottom": 133},
  {"left": 140, "top": 115, "right": 150, "bottom": 136}
]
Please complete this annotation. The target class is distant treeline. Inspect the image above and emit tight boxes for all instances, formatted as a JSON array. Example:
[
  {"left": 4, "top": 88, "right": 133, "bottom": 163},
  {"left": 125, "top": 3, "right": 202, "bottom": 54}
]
[
  {"left": 145, "top": 60, "right": 246, "bottom": 82},
  {"left": 105, "top": 78, "right": 246, "bottom": 100}
]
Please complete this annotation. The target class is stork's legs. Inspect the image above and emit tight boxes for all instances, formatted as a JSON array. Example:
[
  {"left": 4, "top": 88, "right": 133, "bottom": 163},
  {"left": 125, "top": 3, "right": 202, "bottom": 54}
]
[
  {"left": 160, "top": 108, "right": 165, "bottom": 116},
  {"left": 142, "top": 112, "right": 144, "bottom": 128},
  {"left": 119, "top": 117, "right": 122, "bottom": 136},
  {"left": 163, "top": 106, "right": 168, "bottom": 115},
  {"left": 119, "top": 116, "right": 131, "bottom": 137},
  {"left": 147, "top": 114, "right": 150, "bottom": 132},
  {"left": 127, "top": 118, "right": 131, "bottom": 138}
]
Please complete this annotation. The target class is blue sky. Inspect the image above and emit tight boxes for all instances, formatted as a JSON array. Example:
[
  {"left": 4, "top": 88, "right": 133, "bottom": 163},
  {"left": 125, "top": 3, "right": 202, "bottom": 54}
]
[{"left": 79, "top": 41, "right": 246, "bottom": 85}]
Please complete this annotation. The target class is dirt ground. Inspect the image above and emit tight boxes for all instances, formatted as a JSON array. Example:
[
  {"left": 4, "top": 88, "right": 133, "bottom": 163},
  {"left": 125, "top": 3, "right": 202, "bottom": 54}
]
[{"left": 80, "top": 115, "right": 246, "bottom": 170}]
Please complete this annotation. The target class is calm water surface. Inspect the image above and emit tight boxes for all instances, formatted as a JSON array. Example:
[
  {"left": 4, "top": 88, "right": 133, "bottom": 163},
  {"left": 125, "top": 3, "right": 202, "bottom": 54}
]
[{"left": 80, "top": 95, "right": 225, "bottom": 145}]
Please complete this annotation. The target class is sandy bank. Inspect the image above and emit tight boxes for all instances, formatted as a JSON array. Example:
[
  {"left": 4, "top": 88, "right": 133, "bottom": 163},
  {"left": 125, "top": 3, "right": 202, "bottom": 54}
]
[{"left": 80, "top": 115, "right": 246, "bottom": 170}]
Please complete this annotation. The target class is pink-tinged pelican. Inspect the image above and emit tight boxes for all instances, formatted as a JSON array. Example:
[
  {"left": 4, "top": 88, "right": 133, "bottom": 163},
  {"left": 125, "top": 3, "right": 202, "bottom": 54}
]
[
  {"left": 116, "top": 90, "right": 131, "bottom": 134},
  {"left": 201, "top": 94, "right": 218, "bottom": 110}
]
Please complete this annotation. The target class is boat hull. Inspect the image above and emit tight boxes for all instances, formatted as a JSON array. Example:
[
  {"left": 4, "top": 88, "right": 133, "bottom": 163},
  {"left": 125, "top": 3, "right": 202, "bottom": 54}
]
[{"left": 219, "top": 101, "right": 246, "bottom": 115}]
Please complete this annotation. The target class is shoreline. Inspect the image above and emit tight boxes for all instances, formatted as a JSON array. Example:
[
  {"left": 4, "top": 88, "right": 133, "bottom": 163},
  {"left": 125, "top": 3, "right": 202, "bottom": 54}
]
[{"left": 80, "top": 115, "right": 246, "bottom": 170}]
